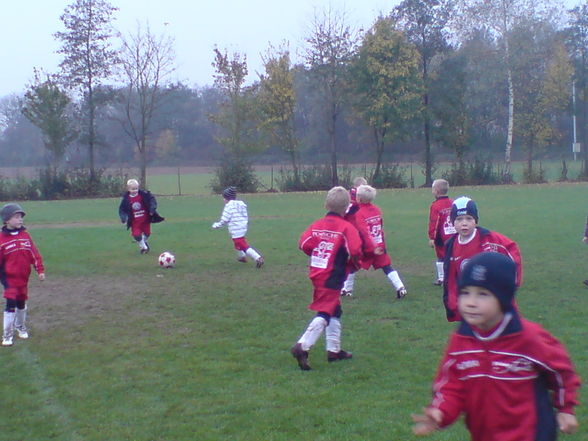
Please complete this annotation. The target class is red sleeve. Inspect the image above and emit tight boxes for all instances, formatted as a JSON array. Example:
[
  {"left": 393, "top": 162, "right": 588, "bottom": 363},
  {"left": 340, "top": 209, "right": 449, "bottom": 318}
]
[
  {"left": 428, "top": 202, "right": 439, "bottom": 240},
  {"left": 485, "top": 232, "right": 523, "bottom": 287},
  {"left": 430, "top": 334, "right": 465, "bottom": 427},
  {"left": 299, "top": 225, "right": 316, "bottom": 256},
  {"left": 28, "top": 234, "right": 44, "bottom": 274},
  {"left": 345, "top": 223, "right": 363, "bottom": 259},
  {"left": 528, "top": 322, "right": 581, "bottom": 415},
  {"left": 354, "top": 209, "right": 375, "bottom": 254}
]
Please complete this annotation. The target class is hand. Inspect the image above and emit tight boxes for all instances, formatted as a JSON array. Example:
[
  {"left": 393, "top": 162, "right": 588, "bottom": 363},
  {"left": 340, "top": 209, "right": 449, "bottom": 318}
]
[
  {"left": 583, "top": 236, "right": 588, "bottom": 244},
  {"left": 557, "top": 412, "right": 578, "bottom": 434},
  {"left": 429, "top": 239, "right": 435, "bottom": 248},
  {"left": 374, "top": 246, "right": 384, "bottom": 256},
  {"left": 412, "top": 407, "right": 443, "bottom": 436},
  {"left": 212, "top": 222, "right": 221, "bottom": 229},
  {"left": 38, "top": 273, "right": 45, "bottom": 281}
]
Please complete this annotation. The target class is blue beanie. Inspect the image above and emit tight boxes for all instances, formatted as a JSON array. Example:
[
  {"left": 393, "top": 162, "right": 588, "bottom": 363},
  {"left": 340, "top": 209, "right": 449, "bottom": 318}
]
[
  {"left": 222, "top": 186, "right": 237, "bottom": 200},
  {"left": 458, "top": 252, "right": 517, "bottom": 312},
  {"left": 1, "top": 203, "right": 25, "bottom": 223},
  {"left": 450, "top": 196, "right": 479, "bottom": 223}
]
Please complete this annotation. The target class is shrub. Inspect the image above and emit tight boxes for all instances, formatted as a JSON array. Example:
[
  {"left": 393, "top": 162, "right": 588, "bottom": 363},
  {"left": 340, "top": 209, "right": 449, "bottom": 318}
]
[
  {"left": 442, "top": 157, "right": 511, "bottom": 186},
  {"left": 522, "top": 163, "right": 546, "bottom": 184},
  {"left": 370, "top": 164, "right": 408, "bottom": 189},
  {"left": 276, "top": 164, "right": 352, "bottom": 192},
  {"left": 210, "top": 159, "right": 260, "bottom": 194}
]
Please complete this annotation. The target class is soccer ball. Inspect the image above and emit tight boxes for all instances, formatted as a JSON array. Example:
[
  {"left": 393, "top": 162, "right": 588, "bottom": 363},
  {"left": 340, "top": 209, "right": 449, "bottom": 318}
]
[{"left": 158, "top": 251, "right": 176, "bottom": 268}]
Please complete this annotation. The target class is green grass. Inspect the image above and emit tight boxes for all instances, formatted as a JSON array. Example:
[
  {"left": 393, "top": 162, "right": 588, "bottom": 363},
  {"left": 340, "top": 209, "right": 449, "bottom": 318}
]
[{"left": 1, "top": 183, "right": 587, "bottom": 440}]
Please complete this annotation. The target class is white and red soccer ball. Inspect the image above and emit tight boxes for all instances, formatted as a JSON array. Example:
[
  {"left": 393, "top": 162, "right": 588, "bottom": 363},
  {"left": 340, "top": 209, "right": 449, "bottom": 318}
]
[{"left": 158, "top": 251, "right": 176, "bottom": 268}]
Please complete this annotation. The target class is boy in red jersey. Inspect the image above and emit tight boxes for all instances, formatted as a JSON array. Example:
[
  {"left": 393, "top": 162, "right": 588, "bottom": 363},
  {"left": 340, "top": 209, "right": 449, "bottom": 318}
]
[
  {"left": 428, "top": 179, "right": 454, "bottom": 285},
  {"left": 0, "top": 203, "right": 45, "bottom": 347},
  {"left": 443, "top": 196, "right": 522, "bottom": 322},
  {"left": 341, "top": 185, "right": 407, "bottom": 299},
  {"left": 412, "top": 252, "right": 580, "bottom": 441},
  {"left": 291, "top": 187, "right": 362, "bottom": 370},
  {"left": 118, "top": 179, "right": 164, "bottom": 254}
]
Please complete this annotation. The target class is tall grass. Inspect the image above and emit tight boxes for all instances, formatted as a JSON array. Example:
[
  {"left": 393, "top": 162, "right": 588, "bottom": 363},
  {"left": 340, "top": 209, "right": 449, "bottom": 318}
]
[{"left": 0, "top": 183, "right": 586, "bottom": 440}]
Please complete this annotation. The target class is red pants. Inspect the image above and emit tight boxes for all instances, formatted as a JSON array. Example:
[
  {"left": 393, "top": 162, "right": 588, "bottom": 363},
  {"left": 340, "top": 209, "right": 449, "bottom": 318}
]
[
  {"left": 131, "top": 220, "right": 151, "bottom": 238},
  {"left": 232, "top": 237, "right": 250, "bottom": 251},
  {"left": 4, "top": 286, "right": 28, "bottom": 301}
]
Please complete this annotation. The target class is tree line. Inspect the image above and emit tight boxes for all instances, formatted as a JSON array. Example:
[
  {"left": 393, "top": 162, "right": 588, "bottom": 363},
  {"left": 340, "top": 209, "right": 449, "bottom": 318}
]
[{"left": 1, "top": 0, "right": 588, "bottom": 194}]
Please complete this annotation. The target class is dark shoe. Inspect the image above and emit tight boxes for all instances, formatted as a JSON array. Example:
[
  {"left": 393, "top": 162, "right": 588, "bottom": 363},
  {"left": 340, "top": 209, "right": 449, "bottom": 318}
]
[
  {"left": 256, "top": 257, "right": 264, "bottom": 269},
  {"left": 433, "top": 280, "right": 443, "bottom": 286},
  {"left": 340, "top": 289, "right": 353, "bottom": 296},
  {"left": 237, "top": 257, "right": 247, "bottom": 263},
  {"left": 583, "top": 280, "right": 588, "bottom": 287},
  {"left": 327, "top": 350, "right": 353, "bottom": 362},
  {"left": 291, "top": 343, "right": 311, "bottom": 370},
  {"left": 396, "top": 287, "right": 407, "bottom": 299}
]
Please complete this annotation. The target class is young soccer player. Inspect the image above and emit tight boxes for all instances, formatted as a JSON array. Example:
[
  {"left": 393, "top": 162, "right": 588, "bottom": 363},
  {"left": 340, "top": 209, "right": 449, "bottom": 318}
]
[
  {"left": 291, "top": 186, "right": 362, "bottom": 370},
  {"left": 412, "top": 252, "right": 580, "bottom": 441},
  {"left": 0, "top": 203, "right": 45, "bottom": 347},
  {"left": 341, "top": 185, "right": 407, "bottom": 299},
  {"left": 212, "top": 186, "right": 264, "bottom": 268},
  {"left": 428, "top": 179, "right": 454, "bottom": 285},
  {"left": 118, "top": 179, "right": 164, "bottom": 254},
  {"left": 443, "top": 196, "right": 522, "bottom": 322}
]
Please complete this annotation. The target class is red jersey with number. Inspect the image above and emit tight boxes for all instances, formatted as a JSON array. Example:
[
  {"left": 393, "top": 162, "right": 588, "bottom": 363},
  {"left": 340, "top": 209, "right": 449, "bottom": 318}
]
[
  {"left": 0, "top": 227, "right": 44, "bottom": 289},
  {"left": 299, "top": 213, "right": 362, "bottom": 289},
  {"left": 429, "top": 196, "right": 455, "bottom": 258},
  {"left": 129, "top": 193, "right": 148, "bottom": 224},
  {"left": 352, "top": 202, "right": 392, "bottom": 269}
]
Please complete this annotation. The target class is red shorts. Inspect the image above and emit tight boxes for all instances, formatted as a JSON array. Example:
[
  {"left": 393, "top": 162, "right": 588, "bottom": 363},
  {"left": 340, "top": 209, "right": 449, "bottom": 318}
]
[
  {"left": 232, "top": 237, "right": 250, "bottom": 251},
  {"left": 4, "top": 286, "right": 28, "bottom": 301},
  {"left": 131, "top": 220, "right": 151, "bottom": 238},
  {"left": 361, "top": 252, "right": 392, "bottom": 270},
  {"left": 309, "top": 285, "right": 340, "bottom": 316}
]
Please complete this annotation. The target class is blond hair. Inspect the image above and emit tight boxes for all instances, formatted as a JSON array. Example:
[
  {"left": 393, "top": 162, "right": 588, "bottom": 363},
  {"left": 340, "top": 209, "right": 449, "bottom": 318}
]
[
  {"left": 127, "top": 179, "right": 139, "bottom": 187},
  {"left": 352, "top": 176, "right": 368, "bottom": 188},
  {"left": 357, "top": 184, "right": 376, "bottom": 203},
  {"left": 325, "top": 186, "right": 350, "bottom": 215},
  {"left": 432, "top": 179, "right": 449, "bottom": 195}
]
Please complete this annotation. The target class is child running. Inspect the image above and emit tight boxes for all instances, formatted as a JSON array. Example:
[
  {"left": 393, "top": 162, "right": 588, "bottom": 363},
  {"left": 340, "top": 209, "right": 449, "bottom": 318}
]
[
  {"left": 341, "top": 185, "right": 407, "bottom": 299},
  {"left": 291, "top": 186, "right": 362, "bottom": 370},
  {"left": 212, "top": 186, "right": 264, "bottom": 268},
  {"left": 0, "top": 203, "right": 45, "bottom": 347},
  {"left": 412, "top": 252, "right": 580, "bottom": 441},
  {"left": 118, "top": 179, "right": 164, "bottom": 254}
]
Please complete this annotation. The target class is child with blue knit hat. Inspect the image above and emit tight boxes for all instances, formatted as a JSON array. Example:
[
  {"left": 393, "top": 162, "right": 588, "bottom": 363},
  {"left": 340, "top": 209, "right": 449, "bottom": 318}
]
[
  {"left": 413, "top": 252, "right": 580, "bottom": 441},
  {"left": 212, "top": 187, "right": 264, "bottom": 268},
  {"left": 442, "top": 196, "right": 522, "bottom": 322}
]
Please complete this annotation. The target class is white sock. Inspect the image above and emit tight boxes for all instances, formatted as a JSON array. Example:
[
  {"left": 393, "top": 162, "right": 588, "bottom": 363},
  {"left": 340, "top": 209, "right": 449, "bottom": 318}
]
[
  {"left": 342, "top": 272, "right": 355, "bottom": 292},
  {"left": 387, "top": 270, "right": 405, "bottom": 291},
  {"left": 298, "top": 316, "right": 327, "bottom": 351},
  {"left": 3, "top": 311, "right": 15, "bottom": 340},
  {"left": 14, "top": 306, "right": 27, "bottom": 332},
  {"left": 436, "top": 261, "right": 444, "bottom": 282},
  {"left": 138, "top": 238, "right": 147, "bottom": 249},
  {"left": 245, "top": 247, "right": 261, "bottom": 261},
  {"left": 325, "top": 318, "right": 341, "bottom": 352},
  {"left": 236, "top": 250, "right": 246, "bottom": 259}
]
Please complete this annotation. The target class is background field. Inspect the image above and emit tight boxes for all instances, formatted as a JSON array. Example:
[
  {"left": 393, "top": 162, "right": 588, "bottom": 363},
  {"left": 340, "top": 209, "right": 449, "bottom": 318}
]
[{"left": 1, "top": 182, "right": 587, "bottom": 440}]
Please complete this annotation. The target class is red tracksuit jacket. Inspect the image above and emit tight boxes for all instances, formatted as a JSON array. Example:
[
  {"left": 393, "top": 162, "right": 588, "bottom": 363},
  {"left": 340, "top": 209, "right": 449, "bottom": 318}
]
[
  {"left": 431, "top": 313, "right": 580, "bottom": 441},
  {"left": 299, "top": 212, "right": 362, "bottom": 291},
  {"left": 443, "top": 227, "right": 523, "bottom": 322},
  {"left": 0, "top": 227, "right": 44, "bottom": 289},
  {"left": 428, "top": 196, "right": 455, "bottom": 258}
]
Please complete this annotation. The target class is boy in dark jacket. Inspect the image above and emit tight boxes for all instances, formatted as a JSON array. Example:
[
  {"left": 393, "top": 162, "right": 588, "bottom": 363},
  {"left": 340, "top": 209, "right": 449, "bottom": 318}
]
[
  {"left": 118, "top": 179, "right": 164, "bottom": 254},
  {"left": 413, "top": 252, "right": 580, "bottom": 441}
]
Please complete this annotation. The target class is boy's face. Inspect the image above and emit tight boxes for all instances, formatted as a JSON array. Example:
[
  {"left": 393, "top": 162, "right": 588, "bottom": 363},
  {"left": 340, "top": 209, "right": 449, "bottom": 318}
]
[
  {"left": 128, "top": 184, "right": 139, "bottom": 196},
  {"left": 454, "top": 215, "right": 476, "bottom": 238},
  {"left": 458, "top": 285, "right": 504, "bottom": 331},
  {"left": 6, "top": 212, "right": 24, "bottom": 229}
]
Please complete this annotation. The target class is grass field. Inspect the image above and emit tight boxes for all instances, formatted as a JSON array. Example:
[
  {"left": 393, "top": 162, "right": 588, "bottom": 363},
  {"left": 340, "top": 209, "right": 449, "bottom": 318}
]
[{"left": 1, "top": 182, "right": 587, "bottom": 441}]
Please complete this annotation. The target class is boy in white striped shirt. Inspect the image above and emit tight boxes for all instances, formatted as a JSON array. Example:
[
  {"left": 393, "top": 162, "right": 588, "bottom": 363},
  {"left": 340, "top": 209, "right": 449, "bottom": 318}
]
[{"left": 212, "top": 187, "right": 264, "bottom": 268}]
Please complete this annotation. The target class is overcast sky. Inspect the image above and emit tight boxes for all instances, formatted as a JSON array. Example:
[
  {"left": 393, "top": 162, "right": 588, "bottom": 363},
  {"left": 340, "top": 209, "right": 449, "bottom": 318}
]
[{"left": 0, "top": 0, "right": 582, "bottom": 98}]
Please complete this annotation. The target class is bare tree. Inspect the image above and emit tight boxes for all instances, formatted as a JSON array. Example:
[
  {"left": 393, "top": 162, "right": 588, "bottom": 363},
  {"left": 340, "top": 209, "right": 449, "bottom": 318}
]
[
  {"left": 304, "top": 5, "right": 357, "bottom": 186},
  {"left": 119, "top": 23, "right": 176, "bottom": 188},
  {"left": 54, "top": 0, "right": 119, "bottom": 181}
]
